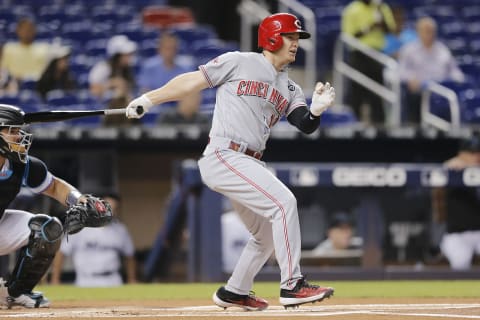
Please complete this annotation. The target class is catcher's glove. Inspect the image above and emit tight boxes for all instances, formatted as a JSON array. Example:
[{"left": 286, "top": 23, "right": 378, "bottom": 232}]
[{"left": 64, "top": 195, "right": 113, "bottom": 235}]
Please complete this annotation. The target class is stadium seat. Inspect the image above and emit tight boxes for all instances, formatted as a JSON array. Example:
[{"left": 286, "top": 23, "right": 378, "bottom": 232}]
[
  {"left": 317, "top": 108, "right": 358, "bottom": 127},
  {"left": 142, "top": 6, "right": 195, "bottom": 28},
  {"left": 19, "top": 79, "right": 37, "bottom": 91},
  {"left": 428, "top": 93, "right": 452, "bottom": 122},
  {"left": 46, "top": 90, "right": 80, "bottom": 107},
  {"left": 0, "top": 12, "right": 17, "bottom": 24},
  {"left": 0, "top": 95, "right": 20, "bottom": 106},
  {"left": 18, "top": 90, "right": 43, "bottom": 113},
  {"left": 439, "top": 80, "right": 473, "bottom": 93},
  {"left": 192, "top": 39, "right": 231, "bottom": 65}
]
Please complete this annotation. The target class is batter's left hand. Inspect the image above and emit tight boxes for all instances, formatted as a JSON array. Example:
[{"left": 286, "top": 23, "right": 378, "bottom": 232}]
[{"left": 310, "top": 82, "right": 335, "bottom": 117}]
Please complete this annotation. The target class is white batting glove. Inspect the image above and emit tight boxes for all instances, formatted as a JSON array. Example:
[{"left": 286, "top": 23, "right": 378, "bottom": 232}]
[
  {"left": 126, "top": 95, "right": 153, "bottom": 119},
  {"left": 310, "top": 82, "right": 335, "bottom": 117}
]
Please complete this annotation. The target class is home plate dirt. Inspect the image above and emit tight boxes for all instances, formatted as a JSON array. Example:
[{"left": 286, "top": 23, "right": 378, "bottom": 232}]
[{"left": 2, "top": 298, "right": 480, "bottom": 320}]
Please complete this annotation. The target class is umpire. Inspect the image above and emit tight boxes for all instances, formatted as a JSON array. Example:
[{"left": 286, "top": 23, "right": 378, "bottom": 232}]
[{"left": 0, "top": 104, "right": 112, "bottom": 308}]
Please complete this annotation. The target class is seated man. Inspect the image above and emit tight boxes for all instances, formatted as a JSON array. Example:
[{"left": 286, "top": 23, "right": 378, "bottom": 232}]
[
  {"left": 307, "top": 212, "right": 363, "bottom": 258},
  {"left": 398, "top": 17, "right": 464, "bottom": 124}
]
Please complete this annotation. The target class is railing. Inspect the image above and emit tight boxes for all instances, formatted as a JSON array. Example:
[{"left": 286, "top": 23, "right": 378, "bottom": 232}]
[
  {"left": 237, "top": 0, "right": 316, "bottom": 95},
  {"left": 421, "top": 81, "right": 461, "bottom": 131},
  {"left": 333, "top": 33, "right": 401, "bottom": 127}
]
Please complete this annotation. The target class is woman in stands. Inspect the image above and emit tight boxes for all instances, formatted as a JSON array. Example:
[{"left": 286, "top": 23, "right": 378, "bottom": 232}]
[{"left": 36, "top": 43, "right": 77, "bottom": 101}]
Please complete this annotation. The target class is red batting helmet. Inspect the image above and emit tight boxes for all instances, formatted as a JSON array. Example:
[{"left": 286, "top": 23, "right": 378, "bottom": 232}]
[{"left": 258, "top": 13, "right": 311, "bottom": 52}]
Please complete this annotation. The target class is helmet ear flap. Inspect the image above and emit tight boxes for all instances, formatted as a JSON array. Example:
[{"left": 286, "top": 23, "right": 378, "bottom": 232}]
[{"left": 268, "top": 34, "right": 283, "bottom": 51}]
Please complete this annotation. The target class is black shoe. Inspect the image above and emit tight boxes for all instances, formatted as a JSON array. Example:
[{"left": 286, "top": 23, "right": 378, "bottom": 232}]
[
  {"left": 280, "top": 277, "right": 334, "bottom": 308},
  {"left": 213, "top": 286, "right": 268, "bottom": 311}
]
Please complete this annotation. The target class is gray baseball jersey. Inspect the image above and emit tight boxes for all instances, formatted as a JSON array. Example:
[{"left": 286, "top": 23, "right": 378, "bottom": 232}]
[
  {"left": 200, "top": 51, "right": 307, "bottom": 152},
  {"left": 198, "top": 52, "right": 307, "bottom": 293}
]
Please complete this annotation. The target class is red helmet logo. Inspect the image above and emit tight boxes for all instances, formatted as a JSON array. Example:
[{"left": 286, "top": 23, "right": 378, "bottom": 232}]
[{"left": 294, "top": 19, "right": 302, "bottom": 29}]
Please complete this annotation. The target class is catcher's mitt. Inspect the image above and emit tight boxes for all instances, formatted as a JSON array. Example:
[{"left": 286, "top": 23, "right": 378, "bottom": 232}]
[{"left": 64, "top": 195, "right": 113, "bottom": 235}]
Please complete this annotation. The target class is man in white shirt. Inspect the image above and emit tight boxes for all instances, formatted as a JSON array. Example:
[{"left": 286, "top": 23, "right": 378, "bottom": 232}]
[
  {"left": 51, "top": 193, "right": 136, "bottom": 287},
  {"left": 398, "top": 17, "right": 464, "bottom": 124}
]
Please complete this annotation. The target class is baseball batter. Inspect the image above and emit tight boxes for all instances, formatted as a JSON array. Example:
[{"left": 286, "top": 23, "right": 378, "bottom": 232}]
[
  {"left": 0, "top": 104, "right": 113, "bottom": 308},
  {"left": 126, "top": 13, "right": 335, "bottom": 310}
]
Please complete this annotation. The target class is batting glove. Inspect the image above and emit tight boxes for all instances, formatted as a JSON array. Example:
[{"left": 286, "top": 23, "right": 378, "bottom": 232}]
[
  {"left": 126, "top": 94, "right": 153, "bottom": 119},
  {"left": 310, "top": 82, "right": 335, "bottom": 117}
]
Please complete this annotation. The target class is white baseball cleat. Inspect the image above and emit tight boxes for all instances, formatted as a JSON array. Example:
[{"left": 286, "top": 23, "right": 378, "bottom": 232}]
[
  {"left": 6, "top": 292, "right": 51, "bottom": 308},
  {"left": 0, "top": 278, "right": 50, "bottom": 309}
]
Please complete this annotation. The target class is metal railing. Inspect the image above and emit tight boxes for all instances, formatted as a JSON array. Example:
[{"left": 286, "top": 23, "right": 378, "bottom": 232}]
[
  {"left": 333, "top": 33, "right": 401, "bottom": 127},
  {"left": 237, "top": 0, "right": 317, "bottom": 95},
  {"left": 421, "top": 81, "right": 461, "bottom": 131}
]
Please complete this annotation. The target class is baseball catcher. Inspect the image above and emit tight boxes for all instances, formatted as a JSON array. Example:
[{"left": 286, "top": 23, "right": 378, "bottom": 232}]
[{"left": 0, "top": 104, "right": 112, "bottom": 309}]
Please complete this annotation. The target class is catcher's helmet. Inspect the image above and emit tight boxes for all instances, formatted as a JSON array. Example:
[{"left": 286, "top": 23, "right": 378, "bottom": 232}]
[
  {"left": 0, "top": 104, "right": 32, "bottom": 163},
  {"left": 258, "top": 13, "right": 311, "bottom": 52}
]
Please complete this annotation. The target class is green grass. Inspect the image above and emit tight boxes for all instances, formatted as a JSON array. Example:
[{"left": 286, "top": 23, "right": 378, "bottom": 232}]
[{"left": 37, "top": 280, "right": 480, "bottom": 301}]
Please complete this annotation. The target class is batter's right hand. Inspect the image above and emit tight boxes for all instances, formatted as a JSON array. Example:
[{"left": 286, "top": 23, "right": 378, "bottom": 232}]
[
  {"left": 310, "top": 82, "right": 335, "bottom": 117},
  {"left": 126, "top": 94, "right": 153, "bottom": 119}
]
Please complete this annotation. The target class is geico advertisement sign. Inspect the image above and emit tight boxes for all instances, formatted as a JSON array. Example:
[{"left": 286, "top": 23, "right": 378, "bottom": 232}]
[{"left": 332, "top": 167, "right": 407, "bottom": 187}]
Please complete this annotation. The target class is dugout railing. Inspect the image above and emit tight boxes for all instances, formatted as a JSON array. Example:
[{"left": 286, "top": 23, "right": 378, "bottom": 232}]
[{"left": 333, "top": 34, "right": 463, "bottom": 131}]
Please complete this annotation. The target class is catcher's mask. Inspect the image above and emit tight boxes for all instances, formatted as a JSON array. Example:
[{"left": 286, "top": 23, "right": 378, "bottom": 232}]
[
  {"left": 258, "top": 13, "right": 311, "bottom": 52},
  {"left": 0, "top": 104, "right": 32, "bottom": 164}
]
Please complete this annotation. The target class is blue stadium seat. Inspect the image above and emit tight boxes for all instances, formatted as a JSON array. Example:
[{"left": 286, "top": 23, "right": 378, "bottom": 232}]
[
  {"left": 192, "top": 39, "right": 231, "bottom": 65},
  {"left": 319, "top": 108, "right": 358, "bottom": 127},
  {"left": 459, "top": 89, "right": 480, "bottom": 109},
  {"left": 469, "top": 39, "right": 480, "bottom": 55},
  {"left": 440, "top": 22, "right": 467, "bottom": 40},
  {"left": 0, "top": 95, "right": 20, "bottom": 106},
  {"left": 46, "top": 90, "right": 80, "bottom": 107},
  {"left": 443, "top": 38, "right": 468, "bottom": 56},
  {"left": 201, "top": 88, "right": 217, "bottom": 105},
  {"left": 18, "top": 90, "right": 43, "bottom": 113},
  {"left": 428, "top": 93, "right": 452, "bottom": 122},
  {"left": 439, "top": 80, "right": 473, "bottom": 93},
  {"left": 38, "top": 6, "right": 73, "bottom": 24},
  {"left": 19, "top": 79, "right": 37, "bottom": 91},
  {"left": 0, "top": 12, "right": 17, "bottom": 24},
  {"left": 462, "top": 6, "right": 480, "bottom": 22}
]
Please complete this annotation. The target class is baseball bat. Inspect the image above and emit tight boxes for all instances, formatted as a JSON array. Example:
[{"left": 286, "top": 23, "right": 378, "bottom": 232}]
[{"left": 23, "top": 106, "right": 144, "bottom": 124}]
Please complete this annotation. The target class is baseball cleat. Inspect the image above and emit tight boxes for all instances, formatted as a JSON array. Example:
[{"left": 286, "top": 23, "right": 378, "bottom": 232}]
[
  {"left": 5, "top": 292, "right": 50, "bottom": 309},
  {"left": 213, "top": 286, "right": 269, "bottom": 311},
  {"left": 279, "top": 277, "right": 334, "bottom": 309}
]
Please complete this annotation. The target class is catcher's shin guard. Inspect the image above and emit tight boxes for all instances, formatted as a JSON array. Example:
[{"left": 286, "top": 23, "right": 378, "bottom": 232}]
[{"left": 7, "top": 214, "right": 63, "bottom": 297}]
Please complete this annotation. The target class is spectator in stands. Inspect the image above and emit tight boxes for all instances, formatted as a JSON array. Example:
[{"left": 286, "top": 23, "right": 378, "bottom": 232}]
[
  {"left": 431, "top": 135, "right": 480, "bottom": 270},
  {"left": 341, "top": 0, "right": 396, "bottom": 125},
  {"left": 0, "top": 17, "right": 50, "bottom": 82},
  {"left": 51, "top": 193, "right": 136, "bottom": 287},
  {"left": 0, "top": 45, "right": 18, "bottom": 96},
  {"left": 382, "top": 5, "right": 417, "bottom": 58},
  {"left": 88, "top": 35, "right": 137, "bottom": 101},
  {"left": 398, "top": 17, "right": 464, "bottom": 124},
  {"left": 137, "top": 32, "right": 192, "bottom": 93},
  {"left": 36, "top": 43, "right": 77, "bottom": 101},
  {"left": 309, "top": 212, "right": 363, "bottom": 258},
  {"left": 157, "top": 91, "right": 210, "bottom": 126}
]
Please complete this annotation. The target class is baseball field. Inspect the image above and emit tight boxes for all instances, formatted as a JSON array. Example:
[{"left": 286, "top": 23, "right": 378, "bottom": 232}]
[{"left": 2, "top": 280, "right": 479, "bottom": 319}]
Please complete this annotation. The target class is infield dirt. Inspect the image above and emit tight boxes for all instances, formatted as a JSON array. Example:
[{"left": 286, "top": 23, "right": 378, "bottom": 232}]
[{"left": 2, "top": 297, "right": 479, "bottom": 320}]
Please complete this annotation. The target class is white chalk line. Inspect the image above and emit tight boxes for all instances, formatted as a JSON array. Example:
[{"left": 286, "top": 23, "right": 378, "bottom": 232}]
[{"left": 2, "top": 303, "right": 480, "bottom": 318}]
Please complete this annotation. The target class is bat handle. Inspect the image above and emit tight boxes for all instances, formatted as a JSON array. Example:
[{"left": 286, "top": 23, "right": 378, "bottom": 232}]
[{"left": 104, "top": 106, "right": 145, "bottom": 116}]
